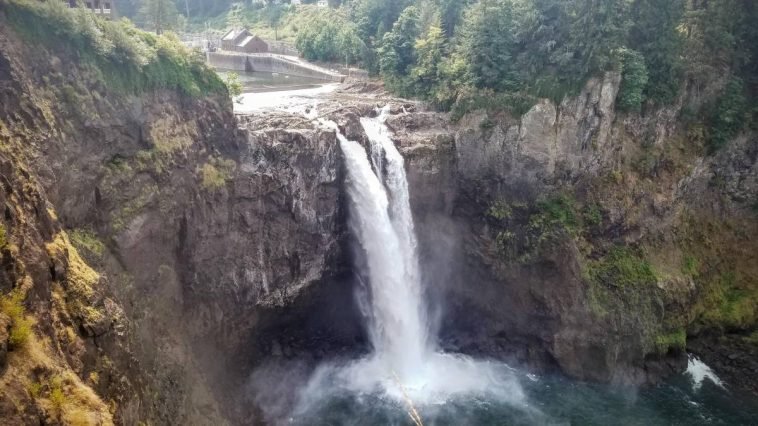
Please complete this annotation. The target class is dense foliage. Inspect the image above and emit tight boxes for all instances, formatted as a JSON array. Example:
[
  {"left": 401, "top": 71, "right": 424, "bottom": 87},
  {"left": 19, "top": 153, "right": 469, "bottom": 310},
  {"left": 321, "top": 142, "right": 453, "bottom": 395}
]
[
  {"left": 343, "top": 0, "right": 756, "bottom": 148},
  {"left": 97, "top": 0, "right": 758, "bottom": 149},
  {"left": 6, "top": 0, "right": 226, "bottom": 97},
  {"left": 294, "top": 9, "right": 365, "bottom": 63}
]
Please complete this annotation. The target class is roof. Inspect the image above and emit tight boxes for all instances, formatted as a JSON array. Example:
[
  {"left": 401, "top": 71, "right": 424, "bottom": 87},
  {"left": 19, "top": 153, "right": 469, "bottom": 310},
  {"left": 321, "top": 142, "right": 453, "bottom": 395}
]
[
  {"left": 238, "top": 35, "right": 267, "bottom": 47},
  {"left": 222, "top": 28, "right": 248, "bottom": 42},
  {"left": 238, "top": 36, "right": 255, "bottom": 46}
]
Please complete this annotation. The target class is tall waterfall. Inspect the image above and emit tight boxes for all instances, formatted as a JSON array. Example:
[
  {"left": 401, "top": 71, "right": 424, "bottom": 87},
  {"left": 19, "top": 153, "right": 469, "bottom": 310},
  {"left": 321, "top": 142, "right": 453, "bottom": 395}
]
[
  {"left": 337, "top": 116, "right": 427, "bottom": 380},
  {"left": 303, "top": 108, "right": 524, "bottom": 409}
]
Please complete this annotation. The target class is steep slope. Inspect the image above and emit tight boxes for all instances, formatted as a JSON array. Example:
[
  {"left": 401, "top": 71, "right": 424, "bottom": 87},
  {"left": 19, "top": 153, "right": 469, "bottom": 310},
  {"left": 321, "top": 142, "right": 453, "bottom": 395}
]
[
  {"left": 0, "top": 2, "right": 354, "bottom": 424},
  {"left": 397, "top": 72, "right": 758, "bottom": 390}
]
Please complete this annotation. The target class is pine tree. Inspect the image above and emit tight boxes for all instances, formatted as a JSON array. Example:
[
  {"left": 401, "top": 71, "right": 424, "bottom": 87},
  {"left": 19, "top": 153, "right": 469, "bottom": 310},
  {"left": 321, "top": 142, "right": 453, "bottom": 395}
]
[{"left": 137, "top": 0, "right": 182, "bottom": 35}]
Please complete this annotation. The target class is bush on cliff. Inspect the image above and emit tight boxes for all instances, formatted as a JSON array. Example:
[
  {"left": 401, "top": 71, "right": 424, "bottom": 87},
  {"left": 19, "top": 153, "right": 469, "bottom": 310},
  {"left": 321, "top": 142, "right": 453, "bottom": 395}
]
[{"left": 6, "top": 0, "right": 226, "bottom": 97}]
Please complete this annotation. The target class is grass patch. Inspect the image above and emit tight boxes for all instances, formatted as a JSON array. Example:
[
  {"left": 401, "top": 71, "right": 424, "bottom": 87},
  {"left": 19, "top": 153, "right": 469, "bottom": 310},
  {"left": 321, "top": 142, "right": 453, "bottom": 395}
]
[
  {"left": 0, "top": 289, "right": 33, "bottom": 349},
  {"left": 588, "top": 246, "right": 658, "bottom": 289},
  {"left": 487, "top": 193, "right": 604, "bottom": 264},
  {"left": 200, "top": 157, "right": 236, "bottom": 191},
  {"left": 698, "top": 271, "right": 756, "bottom": 330},
  {"left": 654, "top": 329, "right": 686, "bottom": 354},
  {"left": 682, "top": 255, "right": 700, "bottom": 277},
  {"left": 0, "top": 224, "right": 7, "bottom": 250},
  {"left": 69, "top": 229, "right": 105, "bottom": 258},
  {"left": 46, "top": 232, "right": 105, "bottom": 327}
]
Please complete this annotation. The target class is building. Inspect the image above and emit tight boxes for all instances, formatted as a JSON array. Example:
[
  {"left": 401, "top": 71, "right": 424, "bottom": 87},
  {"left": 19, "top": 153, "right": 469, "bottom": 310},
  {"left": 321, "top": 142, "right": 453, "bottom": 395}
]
[
  {"left": 317, "top": 0, "right": 328, "bottom": 7},
  {"left": 221, "top": 28, "right": 269, "bottom": 54},
  {"left": 64, "top": 0, "right": 114, "bottom": 18}
]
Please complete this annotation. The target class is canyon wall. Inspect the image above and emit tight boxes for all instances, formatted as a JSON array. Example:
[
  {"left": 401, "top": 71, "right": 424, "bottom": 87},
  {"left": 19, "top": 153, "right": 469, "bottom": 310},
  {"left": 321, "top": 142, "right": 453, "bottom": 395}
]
[{"left": 396, "top": 73, "right": 758, "bottom": 389}]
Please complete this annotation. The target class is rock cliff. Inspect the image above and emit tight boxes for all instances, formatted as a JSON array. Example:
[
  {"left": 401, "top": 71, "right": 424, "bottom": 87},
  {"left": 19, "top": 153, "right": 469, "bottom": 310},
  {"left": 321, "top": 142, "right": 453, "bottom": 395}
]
[{"left": 1, "top": 4, "right": 757, "bottom": 425}]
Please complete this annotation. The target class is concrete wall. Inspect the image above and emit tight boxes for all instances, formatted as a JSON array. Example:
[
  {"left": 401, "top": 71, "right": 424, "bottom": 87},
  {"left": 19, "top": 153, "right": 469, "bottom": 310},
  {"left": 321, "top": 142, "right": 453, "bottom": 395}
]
[
  {"left": 207, "top": 52, "right": 345, "bottom": 82},
  {"left": 207, "top": 52, "right": 248, "bottom": 71}
]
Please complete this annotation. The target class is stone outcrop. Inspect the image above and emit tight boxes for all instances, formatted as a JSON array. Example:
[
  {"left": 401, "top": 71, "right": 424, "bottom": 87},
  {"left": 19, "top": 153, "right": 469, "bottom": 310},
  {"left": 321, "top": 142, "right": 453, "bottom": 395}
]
[
  {"left": 390, "top": 72, "right": 758, "bottom": 390},
  {"left": 0, "top": 15, "right": 353, "bottom": 424}
]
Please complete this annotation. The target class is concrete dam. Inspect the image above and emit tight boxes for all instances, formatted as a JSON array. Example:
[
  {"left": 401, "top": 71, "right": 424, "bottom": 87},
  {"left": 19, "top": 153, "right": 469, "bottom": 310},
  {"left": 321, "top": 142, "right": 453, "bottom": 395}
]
[{"left": 207, "top": 52, "right": 346, "bottom": 82}]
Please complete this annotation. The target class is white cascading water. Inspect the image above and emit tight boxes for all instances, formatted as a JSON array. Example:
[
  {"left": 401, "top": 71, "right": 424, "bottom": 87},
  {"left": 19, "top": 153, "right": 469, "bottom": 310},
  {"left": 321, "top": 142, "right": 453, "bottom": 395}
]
[{"left": 298, "top": 107, "right": 524, "bottom": 414}]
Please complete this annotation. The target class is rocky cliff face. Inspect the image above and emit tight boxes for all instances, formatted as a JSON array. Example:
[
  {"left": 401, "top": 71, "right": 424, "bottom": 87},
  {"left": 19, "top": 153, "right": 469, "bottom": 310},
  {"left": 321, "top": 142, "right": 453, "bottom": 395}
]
[
  {"left": 395, "top": 72, "right": 758, "bottom": 389},
  {"left": 1, "top": 7, "right": 757, "bottom": 425},
  {"left": 0, "top": 13, "right": 357, "bottom": 424}
]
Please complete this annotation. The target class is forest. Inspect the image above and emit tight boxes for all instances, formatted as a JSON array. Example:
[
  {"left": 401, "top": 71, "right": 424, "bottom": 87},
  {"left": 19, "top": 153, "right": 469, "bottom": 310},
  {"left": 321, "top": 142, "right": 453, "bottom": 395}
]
[{"left": 127, "top": 0, "right": 757, "bottom": 151}]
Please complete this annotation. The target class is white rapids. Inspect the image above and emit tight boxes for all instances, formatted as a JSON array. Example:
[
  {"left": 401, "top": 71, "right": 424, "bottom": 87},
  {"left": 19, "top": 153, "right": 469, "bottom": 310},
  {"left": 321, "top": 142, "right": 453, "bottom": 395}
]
[
  {"left": 296, "top": 107, "right": 525, "bottom": 410},
  {"left": 686, "top": 355, "right": 725, "bottom": 390}
]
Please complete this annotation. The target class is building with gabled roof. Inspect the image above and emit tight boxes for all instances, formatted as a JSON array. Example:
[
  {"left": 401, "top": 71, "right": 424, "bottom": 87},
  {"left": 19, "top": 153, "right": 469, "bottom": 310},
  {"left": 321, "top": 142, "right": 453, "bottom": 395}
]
[{"left": 221, "top": 28, "right": 269, "bottom": 54}]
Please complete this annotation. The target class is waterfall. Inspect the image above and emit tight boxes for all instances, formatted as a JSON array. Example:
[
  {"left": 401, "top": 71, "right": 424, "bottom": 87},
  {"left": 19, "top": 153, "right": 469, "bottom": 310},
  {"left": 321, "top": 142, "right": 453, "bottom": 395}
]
[
  {"left": 302, "top": 109, "right": 524, "bottom": 409},
  {"left": 337, "top": 127, "right": 427, "bottom": 379}
]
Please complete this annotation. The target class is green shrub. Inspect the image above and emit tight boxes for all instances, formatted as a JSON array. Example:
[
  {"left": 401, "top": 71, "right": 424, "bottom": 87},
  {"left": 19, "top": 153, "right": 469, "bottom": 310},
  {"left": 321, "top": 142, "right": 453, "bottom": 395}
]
[
  {"left": 200, "top": 157, "right": 236, "bottom": 191},
  {"left": 49, "top": 377, "right": 66, "bottom": 413},
  {"left": 533, "top": 194, "right": 580, "bottom": 234},
  {"left": 487, "top": 201, "right": 512, "bottom": 221},
  {"left": 0, "top": 224, "right": 7, "bottom": 250},
  {"left": 69, "top": 229, "right": 105, "bottom": 258},
  {"left": 617, "top": 48, "right": 649, "bottom": 112},
  {"left": 6, "top": 0, "right": 226, "bottom": 97},
  {"left": 682, "top": 255, "right": 700, "bottom": 277},
  {"left": 588, "top": 246, "right": 657, "bottom": 289},
  {"left": 1, "top": 290, "right": 33, "bottom": 349},
  {"left": 450, "top": 89, "right": 536, "bottom": 122},
  {"left": 654, "top": 329, "right": 686, "bottom": 354},
  {"left": 708, "top": 78, "right": 748, "bottom": 152}
]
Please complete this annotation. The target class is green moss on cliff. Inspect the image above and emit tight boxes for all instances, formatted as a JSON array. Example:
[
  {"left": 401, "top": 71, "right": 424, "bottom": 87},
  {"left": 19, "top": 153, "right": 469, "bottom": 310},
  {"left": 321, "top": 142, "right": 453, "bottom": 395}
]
[
  {"left": 0, "top": 224, "right": 7, "bottom": 250},
  {"left": 654, "top": 329, "right": 686, "bottom": 354},
  {"left": 69, "top": 229, "right": 105, "bottom": 259},
  {"left": 0, "top": 289, "right": 33, "bottom": 349},
  {"left": 588, "top": 246, "right": 658, "bottom": 289},
  {"left": 698, "top": 271, "right": 757, "bottom": 331},
  {"left": 6, "top": 0, "right": 226, "bottom": 97},
  {"left": 489, "top": 193, "right": 606, "bottom": 264},
  {"left": 200, "top": 157, "right": 236, "bottom": 191}
]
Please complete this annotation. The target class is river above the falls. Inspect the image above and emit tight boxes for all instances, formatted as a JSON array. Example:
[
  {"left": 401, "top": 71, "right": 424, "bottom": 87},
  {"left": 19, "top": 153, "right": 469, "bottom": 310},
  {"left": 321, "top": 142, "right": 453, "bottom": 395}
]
[{"left": 214, "top": 69, "right": 339, "bottom": 114}]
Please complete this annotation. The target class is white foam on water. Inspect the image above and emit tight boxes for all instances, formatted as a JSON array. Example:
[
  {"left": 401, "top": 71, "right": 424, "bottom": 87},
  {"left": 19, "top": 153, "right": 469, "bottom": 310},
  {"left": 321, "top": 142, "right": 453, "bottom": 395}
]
[
  {"left": 298, "top": 111, "right": 526, "bottom": 413},
  {"left": 686, "top": 354, "right": 725, "bottom": 390},
  {"left": 234, "top": 83, "right": 339, "bottom": 114}
]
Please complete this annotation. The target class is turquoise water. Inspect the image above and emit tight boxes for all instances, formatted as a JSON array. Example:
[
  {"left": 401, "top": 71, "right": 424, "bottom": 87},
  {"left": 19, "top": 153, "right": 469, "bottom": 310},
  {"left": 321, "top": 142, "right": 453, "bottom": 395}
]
[{"left": 289, "top": 368, "right": 758, "bottom": 426}]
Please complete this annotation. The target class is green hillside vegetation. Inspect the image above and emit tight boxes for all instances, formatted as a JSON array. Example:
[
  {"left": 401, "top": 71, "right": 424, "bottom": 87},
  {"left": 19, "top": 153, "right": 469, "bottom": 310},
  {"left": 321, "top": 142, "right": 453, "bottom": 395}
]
[
  {"left": 190, "top": 1, "right": 756, "bottom": 152},
  {"left": 5, "top": 0, "right": 227, "bottom": 97}
]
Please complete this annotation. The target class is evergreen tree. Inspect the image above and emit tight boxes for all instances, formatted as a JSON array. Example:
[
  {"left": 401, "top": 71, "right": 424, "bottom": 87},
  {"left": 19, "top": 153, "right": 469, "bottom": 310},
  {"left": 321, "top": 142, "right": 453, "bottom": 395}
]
[
  {"left": 456, "top": 0, "right": 519, "bottom": 92},
  {"left": 410, "top": 23, "right": 446, "bottom": 98},
  {"left": 378, "top": 5, "right": 421, "bottom": 88},
  {"left": 136, "top": 0, "right": 182, "bottom": 35},
  {"left": 629, "top": 0, "right": 684, "bottom": 104}
]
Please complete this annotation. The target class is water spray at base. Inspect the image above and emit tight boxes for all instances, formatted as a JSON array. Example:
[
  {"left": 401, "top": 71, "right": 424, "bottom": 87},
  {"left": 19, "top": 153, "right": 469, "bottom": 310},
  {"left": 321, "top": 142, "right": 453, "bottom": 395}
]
[{"left": 294, "top": 108, "right": 526, "bottom": 416}]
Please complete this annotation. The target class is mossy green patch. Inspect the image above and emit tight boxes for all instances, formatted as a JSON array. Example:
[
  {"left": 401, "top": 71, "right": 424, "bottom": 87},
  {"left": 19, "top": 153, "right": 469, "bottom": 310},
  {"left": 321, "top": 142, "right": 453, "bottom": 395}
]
[
  {"left": 110, "top": 183, "right": 159, "bottom": 232},
  {"left": 681, "top": 255, "right": 700, "bottom": 277},
  {"left": 200, "top": 157, "right": 236, "bottom": 191},
  {"left": 698, "top": 271, "right": 757, "bottom": 330},
  {"left": 654, "top": 329, "right": 686, "bottom": 354},
  {"left": 0, "top": 289, "right": 33, "bottom": 349},
  {"left": 0, "top": 223, "right": 7, "bottom": 250},
  {"left": 588, "top": 246, "right": 658, "bottom": 289},
  {"left": 69, "top": 229, "right": 105, "bottom": 259},
  {"left": 46, "top": 232, "right": 105, "bottom": 326}
]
